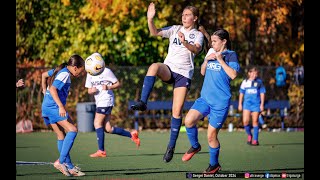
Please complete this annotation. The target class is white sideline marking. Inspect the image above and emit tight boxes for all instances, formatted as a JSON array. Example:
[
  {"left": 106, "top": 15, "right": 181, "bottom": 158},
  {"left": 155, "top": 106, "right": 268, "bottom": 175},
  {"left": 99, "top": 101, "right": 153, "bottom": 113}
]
[{"left": 16, "top": 161, "right": 53, "bottom": 165}]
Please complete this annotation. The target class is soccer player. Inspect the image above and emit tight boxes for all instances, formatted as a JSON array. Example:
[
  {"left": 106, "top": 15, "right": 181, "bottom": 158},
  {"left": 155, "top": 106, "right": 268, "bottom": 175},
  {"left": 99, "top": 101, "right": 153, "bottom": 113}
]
[
  {"left": 85, "top": 53, "right": 140, "bottom": 158},
  {"left": 130, "top": 2, "right": 206, "bottom": 163},
  {"left": 181, "top": 29, "right": 240, "bottom": 173},
  {"left": 238, "top": 66, "right": 266, "bottom": 145},
  {"left": 41, "top": 54, "right": 86, "bottom": 177}
]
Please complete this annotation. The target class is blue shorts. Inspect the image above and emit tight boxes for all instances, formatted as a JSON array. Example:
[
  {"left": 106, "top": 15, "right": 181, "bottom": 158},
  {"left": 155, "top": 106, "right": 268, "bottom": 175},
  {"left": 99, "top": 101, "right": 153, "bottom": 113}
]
[
  {"left": 191, "top": 97, "right": 229, "bottom": 129},
  {"left": 243, "top": 103, "right": 260, "bottom": 112},
  {"left": 42, "top": 107, "right": 69, "bottom": 126},
  {"left": 96, "top": 106, "right": 113, "bottom": 115},
  {"left": 163, "top": 65, "right": 191, "bottom": 90}
]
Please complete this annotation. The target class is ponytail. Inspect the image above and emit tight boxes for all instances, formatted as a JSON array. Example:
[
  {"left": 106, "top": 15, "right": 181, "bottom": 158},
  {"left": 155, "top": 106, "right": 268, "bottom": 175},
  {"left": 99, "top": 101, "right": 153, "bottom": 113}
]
[
  {"left": 198, "top": 25, "right": 211, "bottom": 54},
  {"left": 48, "top": 63, "right": 68, "bottom": 87}
]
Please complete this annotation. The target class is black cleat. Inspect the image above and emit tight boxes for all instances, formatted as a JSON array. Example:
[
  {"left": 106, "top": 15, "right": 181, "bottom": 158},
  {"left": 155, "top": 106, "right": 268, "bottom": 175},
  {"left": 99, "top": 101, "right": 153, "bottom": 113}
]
[
  {"left": 203, "top": 163, "right": 221, "bottom": 173},
  {"left": 130, "top": 100, "right": 147, "bottom": 111},
  {"left": 163, "top": 146, "right": 175, "bottom": 163}
]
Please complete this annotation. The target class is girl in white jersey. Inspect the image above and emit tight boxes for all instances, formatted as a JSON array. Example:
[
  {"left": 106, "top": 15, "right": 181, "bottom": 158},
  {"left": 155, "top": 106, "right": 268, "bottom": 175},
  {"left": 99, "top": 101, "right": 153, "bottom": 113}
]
[
  {"left": 85, "top": 53, "right": 140, "bottom": 158},
  {"left": 130, "top": 2, "right": 207, "bottom": 163}
]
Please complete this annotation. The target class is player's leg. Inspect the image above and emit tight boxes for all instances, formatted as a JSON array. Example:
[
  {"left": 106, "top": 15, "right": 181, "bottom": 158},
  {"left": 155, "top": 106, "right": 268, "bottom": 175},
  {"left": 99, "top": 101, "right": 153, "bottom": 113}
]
[
  {"left": 242, "top": 109, "right": 252, "bottom": 144},
  {"left": 251, "top": 111, "right": 260, "bottom": 146},
  {"left": 163, "top": 86, "right": 187, "bottom": 163},
  {"left": 131, "top": 63, "right": 171, "bottom": 111},
  {"left": 90, "top": 111, "right": 107, "bottom": 157}
]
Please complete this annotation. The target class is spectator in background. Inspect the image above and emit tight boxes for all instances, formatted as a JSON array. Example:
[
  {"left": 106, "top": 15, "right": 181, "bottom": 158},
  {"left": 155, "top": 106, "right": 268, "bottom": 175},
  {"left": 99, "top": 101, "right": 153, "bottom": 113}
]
[
  {"left": 16, "top": 79, "right": 24, "bottom": 88},
  {"left": 182, "top": 28, "right": 240, "bottom": 173},
  {"left": 238, "top": 66, "right": 266, "bottom": 146}
]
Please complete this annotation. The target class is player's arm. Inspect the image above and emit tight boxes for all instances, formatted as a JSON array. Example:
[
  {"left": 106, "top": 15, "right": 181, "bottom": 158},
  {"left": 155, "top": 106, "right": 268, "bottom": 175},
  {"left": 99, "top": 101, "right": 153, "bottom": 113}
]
[
  {"left": 49, "top": 85, "right": 66, "bottom": 117},
  {"left": 103, "top": 81, "right": 121, "bottom": 90},
  {"left": 147, "top": 2, "right": 163, "bottom": 36},
  {"left": 238, "top": 93, "right": 244, "bottom": 112},
  {"left": 260, "top": 93, "right": 265, "bottom": 112},
  {"left": 183, "top": 40, "right": 202, "bottom": 55},
  {"left": 41, "top": 71, "right": 50, "bottom": 94},
  {"left": 87, "top": 87, "right": 97, "bottom": 95}
]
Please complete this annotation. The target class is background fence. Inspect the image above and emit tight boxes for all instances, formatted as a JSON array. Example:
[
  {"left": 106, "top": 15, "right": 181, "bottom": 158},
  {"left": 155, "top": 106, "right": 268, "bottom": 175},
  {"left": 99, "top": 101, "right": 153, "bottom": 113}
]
[{"left": 16, "top": 66, "right": 304, "bottom": 130}]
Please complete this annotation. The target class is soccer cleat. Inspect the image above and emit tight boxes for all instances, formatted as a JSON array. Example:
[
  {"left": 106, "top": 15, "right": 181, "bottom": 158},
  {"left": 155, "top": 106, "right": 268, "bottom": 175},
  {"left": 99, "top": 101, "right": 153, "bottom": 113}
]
[
  {"left": 130, "top": 100, "right": 147, "bottom": 111},
  {"left": 68, "top": 167, "right": 85, "bottom": 177},
  {"left": 54, "top": 162, "right": 72, "bottom": 176},
  {"left": 89, "top": 150, "right": 107, "bottom": 157},
  {"left": 182, "top": 145, "right": 201, "bottom": 162},
  {"left": 163, "top": 146, "right": 175, "bottom": 163},
  {"left": 203, "top": 163, "right": 221, "bottom": 173},
  {"left": 247, "top": 135, "right": 252, "bottom": 145},
  {"left": 251, "top": 140, "right": 259, "bottom": 146},
  {"left": 130, "top": 130, "right": 141, "bottom": 148}
]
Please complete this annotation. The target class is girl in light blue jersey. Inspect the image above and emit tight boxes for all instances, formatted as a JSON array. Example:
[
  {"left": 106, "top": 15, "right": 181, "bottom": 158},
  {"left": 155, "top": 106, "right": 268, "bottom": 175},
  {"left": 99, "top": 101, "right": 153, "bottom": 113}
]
[
  {"left": 238, "top": 66, "right": 266, "bottom": 146},
  {"left": 182, "top": 29, "right": 240, "bottom": 173},
  {"left": 41, "top": 54, "right": 85, "bottom": 177},
  {"left": 130, "top": 2, "right": 208, "bottom": 163}
]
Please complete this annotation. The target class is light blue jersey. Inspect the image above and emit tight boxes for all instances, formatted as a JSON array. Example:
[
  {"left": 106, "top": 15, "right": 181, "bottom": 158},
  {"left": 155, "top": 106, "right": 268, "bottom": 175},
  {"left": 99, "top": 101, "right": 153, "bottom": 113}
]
[
  {"left": 42, "top": 67, "right": 71, "bottom": 124},
  {"left": 239, "top": 78, "right": 266, "bottom": 112},
  {"left": 201, "top": 49, "right": 240, "bottom": 109}
]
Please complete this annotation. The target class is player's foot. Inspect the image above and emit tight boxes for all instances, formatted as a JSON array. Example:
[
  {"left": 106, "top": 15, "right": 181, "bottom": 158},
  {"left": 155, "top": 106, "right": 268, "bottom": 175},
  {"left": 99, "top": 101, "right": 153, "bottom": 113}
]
[
  {"left": 182, "top": 145, "right": 201, "bottom": 162},
  {"left": 54, "top": 162, "right": 72, "bottom": 176},
  {"left": 247, "top": 135, "right": 252, "bottom": 145},
  {"left": 203, "top": 163, "right": 221, "bottom": 174},
  {"left": 89, "top": 150, "right": 107, "bottom": 157},
  {"left": 68, "top": 167, "right": 85, "bottom": 177},
  {"left": 251, "top": 140, "right": 259, "bottom": 146},
  {"left": 131, "top": 130, "right": 141, "bottom": 148},
  {"left": 163, "top": 146, "right": 175, "bottom": 163},
  {"left": 131, "top": 100, "right": 147, "bottom": 111}
]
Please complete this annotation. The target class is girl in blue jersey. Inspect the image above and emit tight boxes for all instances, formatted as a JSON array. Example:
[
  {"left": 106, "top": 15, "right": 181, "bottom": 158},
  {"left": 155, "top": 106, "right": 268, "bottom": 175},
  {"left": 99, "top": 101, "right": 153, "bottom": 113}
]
[
  {"left": 85, "top": 53, "right": 140, "bottom": 158},
  {"left": 238, "top": 66, "right": 266, "bottom": 146},
  {"left": 181, "top": 29, "right": 240, "bottom": 173},
  {"left": 130, "top": 2, "right": 206, "bottom": 163},
  {"left": 41, "top": 54, "right": 85, "bottom": 177}
]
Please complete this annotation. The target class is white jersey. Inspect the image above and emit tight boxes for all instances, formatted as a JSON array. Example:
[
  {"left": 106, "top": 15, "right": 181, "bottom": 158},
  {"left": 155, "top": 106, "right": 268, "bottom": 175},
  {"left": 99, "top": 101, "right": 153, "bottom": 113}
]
[
  {"left": 85, "top": 67, "right": 118, "bottom": 107},
  {"left": 161, "top": 25, "right": 204, "bottom": 79}
]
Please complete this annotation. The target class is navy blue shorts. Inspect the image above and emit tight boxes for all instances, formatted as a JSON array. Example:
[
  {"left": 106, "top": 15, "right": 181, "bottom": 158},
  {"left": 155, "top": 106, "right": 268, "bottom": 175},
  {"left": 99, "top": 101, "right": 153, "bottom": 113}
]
[
  {"left": 163, "top": 65, "right": 191, "bottom": 90},
  {"left": 96, "top": 106, "right": 113, "bottom": 115}
]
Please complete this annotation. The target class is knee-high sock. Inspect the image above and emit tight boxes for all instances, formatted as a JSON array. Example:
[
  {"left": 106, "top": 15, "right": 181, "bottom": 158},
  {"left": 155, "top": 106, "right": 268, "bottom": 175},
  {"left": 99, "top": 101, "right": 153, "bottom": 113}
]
[
  {"left": 57, "top": 140, "right": 74, "bottom": 168},
  {"left": 253, "top": 126, "right": 259, "bottom": 141},
  {"left": 244, "top": 125, "right": 252, "bottom": 136},
  {"left": 59, "top": 131, "right": 77, "bottom": 164},
  {"left": 96, "top": 127, "right": 105, "bottom": 151},
  {"left": 140, "top": 76, "right": 156, "bottom": 103},
  {"left": 186, "top": 125, "right": 200, "bottom": 149},
  {"left": 112, "top": 127, "right": 131, "bottom": 138},
  {"left": 209, "top": 145, "right": 220, "bottom": 166},
  {"left": 168, "top": 117, "right": 182, "bottom": 148}
]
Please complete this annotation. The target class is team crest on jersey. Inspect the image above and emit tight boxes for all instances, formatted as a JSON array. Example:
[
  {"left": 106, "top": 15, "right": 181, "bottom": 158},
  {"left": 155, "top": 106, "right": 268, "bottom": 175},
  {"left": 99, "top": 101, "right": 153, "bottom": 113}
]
[
  {"left": 189, "top": 34, "right": 195, "bottom": 39},
  {"left": 253, "top": 82, "right": 258, "bottom": 87}
]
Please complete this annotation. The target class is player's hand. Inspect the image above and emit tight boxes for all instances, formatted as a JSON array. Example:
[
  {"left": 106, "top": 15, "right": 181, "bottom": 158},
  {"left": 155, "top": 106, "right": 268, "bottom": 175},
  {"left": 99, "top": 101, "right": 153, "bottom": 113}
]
[
  {"left": 147, "top": 2, "right": 156, "bottom": 20},
  {"left": 178, "top": 31, "right": 185, "bottom": 43},
  {"left": 59, "top": 106, "right": 67, "bottom": 117},
  {"left": 16, "top": 79, "right": 25, "bottom": 88},
  {"left": 238, "top": 104, "right": 243, "bottom": 111},
  {"left": 215, "top": 44, "right": 225, "bottom": 61},
  {"left": 205, "top": 53, "right": 217, "bottom": 61}
]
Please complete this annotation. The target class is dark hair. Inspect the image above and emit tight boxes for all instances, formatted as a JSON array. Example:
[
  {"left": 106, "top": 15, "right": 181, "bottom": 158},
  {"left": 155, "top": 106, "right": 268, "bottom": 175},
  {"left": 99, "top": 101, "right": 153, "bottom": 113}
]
[
  {"left": 48, "top": 54, "right": 84, "bottom": 86},
  {"left": 246, "top": 66, "right": 259, "bottom": 79},
  {"left": 213, "top": 28, "right": 231, "bottom": 50}
]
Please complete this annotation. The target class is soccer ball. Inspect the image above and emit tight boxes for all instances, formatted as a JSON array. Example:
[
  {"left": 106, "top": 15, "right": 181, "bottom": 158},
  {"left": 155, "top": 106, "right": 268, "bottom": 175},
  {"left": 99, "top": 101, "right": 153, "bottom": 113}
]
[{"left": 85, "top": 52, "right": 105, "bottom": 76}]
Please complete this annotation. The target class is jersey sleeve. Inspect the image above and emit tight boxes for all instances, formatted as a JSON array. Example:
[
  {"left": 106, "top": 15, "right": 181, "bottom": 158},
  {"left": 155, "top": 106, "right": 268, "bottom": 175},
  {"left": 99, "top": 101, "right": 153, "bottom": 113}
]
[
  {"left": 228, "top": 52, "right": 240, "bottom": 73},
  {"left": 239, "top": 80, "right": 246, "bottom": 94},
  {"left": 161, "top": 25, "right": 177, "bottom": 38},
  {"left": 105, "top": 69, "right": 118, "bottom": 84},
  {"left": 194, "top": 31, "right": 204, "bottom": 48},
  {"left": 52, "top": 71, "right": 70, "bottom": 90},
  {"left": 48, "top": 69, "right": 54, "bottom": 77},
  {"left": 85, "top": 73, "right": 92, "bottom": 88},
  {"left": 258, "top": 79, "right": 266, "bottom": 94}
]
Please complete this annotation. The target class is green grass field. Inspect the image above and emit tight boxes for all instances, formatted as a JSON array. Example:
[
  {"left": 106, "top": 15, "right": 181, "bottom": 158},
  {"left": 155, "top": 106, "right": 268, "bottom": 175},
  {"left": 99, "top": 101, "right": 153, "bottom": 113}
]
[{"left": 16, "top": 130, "right": 304, "bottom": 179}]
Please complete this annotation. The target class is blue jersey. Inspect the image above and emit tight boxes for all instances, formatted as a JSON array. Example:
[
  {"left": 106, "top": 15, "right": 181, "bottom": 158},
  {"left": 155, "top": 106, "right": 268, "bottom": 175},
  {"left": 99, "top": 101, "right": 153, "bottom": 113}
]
[
  {"left": 239, "top": 78, "right": 266, "bottom": 110},
  {"left": 42, "top": 67, "right": 71, "bottom": 108},
  {"left": 200, "top": 49, "right": 240, "bottom": 109}
]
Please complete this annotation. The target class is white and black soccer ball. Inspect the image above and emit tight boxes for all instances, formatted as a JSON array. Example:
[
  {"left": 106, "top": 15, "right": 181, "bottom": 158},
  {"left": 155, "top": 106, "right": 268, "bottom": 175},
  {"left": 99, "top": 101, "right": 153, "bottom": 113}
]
[{"left": 85, "top": 52, "right": 105, "bottom": 76}]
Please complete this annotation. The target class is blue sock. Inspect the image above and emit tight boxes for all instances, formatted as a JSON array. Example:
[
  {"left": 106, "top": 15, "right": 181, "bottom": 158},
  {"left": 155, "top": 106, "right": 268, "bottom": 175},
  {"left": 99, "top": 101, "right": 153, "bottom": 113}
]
[
  {"left": 140, "top": 76, "right": 156, "bottom": 103},
  {"left": 186, "top": 125, "right": 200, "bottom": 149},
  {"left": 59, "top": 131, "right": 77, "bottom": 164},
  {"left": 57, "top": 140, "right": 74, "bottom": 169},
  {"left": 168, "top": 117, "right": 182, "bottom": 148},
  {"left": 258, "top": 115, "right": 265, "bottom": 125},
  {"left": 112, "top": 127, "right": 131, "bottom": 138},
  {"left": 96, "top": 127, "right": 105, "bottom": 151},
  {"left": 209, "top": 145, "right": 220, "bottom": 166},
  {"left": 244, "top": 125, "right": 252, "bottom": 136},
  {"left": 253, "top": 126, "right": 259, "bottom": 141}
]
